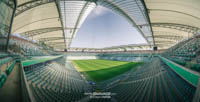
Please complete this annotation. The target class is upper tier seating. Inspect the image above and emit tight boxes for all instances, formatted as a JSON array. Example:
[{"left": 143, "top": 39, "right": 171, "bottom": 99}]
[
  {"left": 167, "top": 37, "right": 200, "bottom": 62},
  {"left": 0, "top": 52, "right": 8, "bottom": 58},
  {"left": 0, "top": 57, "right": 12, "bottom": 66},
  {"left": 164, "top": 36, "right": 200, "bottom": 72},
  {"left": 9, "top": 36, "right": 50, "bottom": 56}
]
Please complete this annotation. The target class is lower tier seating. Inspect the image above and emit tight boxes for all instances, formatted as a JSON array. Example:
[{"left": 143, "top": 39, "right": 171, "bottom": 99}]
[
  {"left": 23, "top": 58, "right": 197, "bottom": 102},
  {"left": 104, "top": 58, "right": 196, "bottom": 102},
  {"left": 0, "top": 56, "right": 16, "bottom": 88},
  {"left": 24, "top": 62, "right": 91, "bottom": 102}
]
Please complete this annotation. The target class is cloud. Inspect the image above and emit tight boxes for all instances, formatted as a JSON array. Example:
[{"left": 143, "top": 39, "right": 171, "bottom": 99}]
[{"left": 89, "top": 6, "right": 109, "bottom": 19}]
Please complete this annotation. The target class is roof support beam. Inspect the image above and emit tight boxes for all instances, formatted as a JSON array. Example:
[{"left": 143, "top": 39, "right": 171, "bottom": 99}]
[
  {"left": 6, "top": 0, "right": 17, "bottom": 52},
  {"left": 15, "top": 0, "right": 54, "bottom": 17},
  {"left": 156, "top": 43, "right": 174, "bottom": 46},
  {"left": 45, "top": 42, "right": 64, "bottom": 45},
  {"left": 39, "top": 37, "right": 64, "bottom": 42},
  {"left": 154, "top": 37, "right": 180, "bottom": 42},
  {"left": 152, "top": 23, "right": 200, "bottom": 34},
  {"left": 54, "top": 0, "right": 67, "bottom": 50},
  {"left": 149, "top": 9, "right": 200, "bottom": 21},
  {"left": 67, "top": 1, "right": 94, "bottom": 49},
  {"left": 20, "top": 27, "right": 63, "bottom": 37},
  {"left": 49, "top": 44, "right": 65, "bottom": 47},
  {"left": 141, "top": 0, "right": 155, "bottom": 46},
  {"left": 155, "top": 40, "right": 176, "bottom": 44},
  {"left": 147, "top": 35, "right": 185, "bottom": 41},
  {"left": 15, "top": 0, "right": 88, "bottom": 17},
  {"left": 12, "top": 17, "right": 59, "bottom": 33},
  {"left": 39, "top": 37, "right": 72, "bottom": 42}
]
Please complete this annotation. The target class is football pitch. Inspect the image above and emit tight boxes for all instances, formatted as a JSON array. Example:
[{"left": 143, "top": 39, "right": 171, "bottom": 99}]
[{"left": 72, "top": 59, "right": 143, "bottom": 82}]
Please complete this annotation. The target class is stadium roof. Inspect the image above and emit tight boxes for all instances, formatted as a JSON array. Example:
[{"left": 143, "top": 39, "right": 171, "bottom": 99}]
[
  {"left": 12, "top": 0, "right": 200, "bottom": 51},
  {"left": 146, "top": 0, "right": 200, "bottom": 49}
]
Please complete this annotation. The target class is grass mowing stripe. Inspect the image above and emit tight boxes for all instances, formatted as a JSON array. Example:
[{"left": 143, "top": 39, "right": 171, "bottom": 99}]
[
  {"left": 72, "top": 59, "right": 143, "bottom": 82},
  {"left": 73, "top": 61, "right": 94, "bottom": 72},
  {"left": 84, "top": 63, "right": 140, "bottom": 82},
  {"left": 89, "top": 61, "right": 118, "bottom": 68},
  {"left": 73, "top": 60, "right": 120, "bottom": 71},
  {"left": 93, "top": 59, "right": 129, "bottom": 65},
  {"left": 91, "top": 60, "right": 129, "bottom": 67},
  {"left": 74, "top": 59, "right": 130, "bottom": 70},
  {"left": 75, "top": 60, "right": 105, "bottom": 71}
]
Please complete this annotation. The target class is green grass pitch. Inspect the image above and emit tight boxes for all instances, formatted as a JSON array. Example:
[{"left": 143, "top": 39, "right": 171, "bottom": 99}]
[{"left": 72, "top": 59, "right": 143, "bottom": 82}]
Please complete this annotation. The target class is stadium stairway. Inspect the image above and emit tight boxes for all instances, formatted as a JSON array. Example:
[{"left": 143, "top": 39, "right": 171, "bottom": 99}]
[{"left": 0, "top": 63, "right": 22, "bottom": 102}]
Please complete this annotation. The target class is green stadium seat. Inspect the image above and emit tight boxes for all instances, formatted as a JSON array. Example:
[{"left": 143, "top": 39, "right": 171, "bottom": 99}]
[
  {"left": 6, "top": 60, "right": 16, "bottom": 75},
  {"left": 0, "top": 72, "right": 7, "bottom": 88}
]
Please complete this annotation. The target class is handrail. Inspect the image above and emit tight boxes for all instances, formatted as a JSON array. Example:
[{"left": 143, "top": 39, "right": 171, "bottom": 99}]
[
  {"left": 159, "top": 56, "right": 200, "bottom": 87},
  {"left": 6, "top": 60, "right": 16, "bottom": 75},
  {"left": 20, "top": 62, "right": 36, "bottom": 102},
  {"left": 22, "top": 55, "right": 63, "bottom": 67}
]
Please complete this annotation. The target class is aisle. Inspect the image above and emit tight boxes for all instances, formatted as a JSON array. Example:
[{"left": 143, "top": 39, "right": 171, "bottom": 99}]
[{"left": 0, "top": 63, "right": 22, "bottom": 102}]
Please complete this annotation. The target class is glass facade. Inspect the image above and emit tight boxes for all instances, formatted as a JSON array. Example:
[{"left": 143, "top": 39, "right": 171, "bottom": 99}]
[{"left": 0, "top": 0, "right": 16, "bottom": 50}]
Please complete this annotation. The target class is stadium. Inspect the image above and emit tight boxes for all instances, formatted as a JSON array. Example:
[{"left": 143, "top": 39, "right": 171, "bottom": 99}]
[{"left": 0, "top": 0, "right": 200, "bottom": 102}]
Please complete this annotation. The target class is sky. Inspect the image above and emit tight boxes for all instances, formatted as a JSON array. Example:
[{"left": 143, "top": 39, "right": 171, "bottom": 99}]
[{"left": 70, "top": 6, "right": 147, "bottom": 48}]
